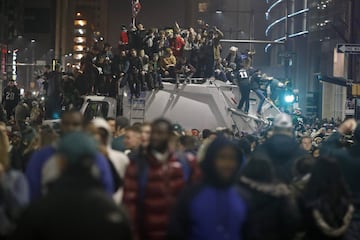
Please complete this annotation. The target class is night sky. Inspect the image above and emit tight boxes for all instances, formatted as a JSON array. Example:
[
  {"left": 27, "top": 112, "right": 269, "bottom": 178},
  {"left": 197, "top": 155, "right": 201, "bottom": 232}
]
[{"left": 107, "top": 0, "right": 187, "bottom": 46}]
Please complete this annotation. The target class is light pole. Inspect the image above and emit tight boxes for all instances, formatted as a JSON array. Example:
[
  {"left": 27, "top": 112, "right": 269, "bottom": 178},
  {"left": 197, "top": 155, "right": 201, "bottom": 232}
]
[{"left": 30, "top": 39, "right": 36, "bottom": 91}]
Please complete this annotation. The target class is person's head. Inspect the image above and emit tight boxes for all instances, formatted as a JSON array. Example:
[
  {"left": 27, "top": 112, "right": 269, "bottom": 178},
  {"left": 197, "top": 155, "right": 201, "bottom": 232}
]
[
  {"left": 139, "top": 49, "right": 145, "bottom": 57},
  {"left": 202, "top": 129, "right": 212, "bottom": 140},
  {"left": 56, "top": 132, "right": 99, "bottom": 176},
  {"left": 0, "top": 122, "right": 9, "bottom": 170},
  {"left": 90, "top": 118, "right": 112, "bottom": 146},
  {"left": 137, "top": 23, "right": 144, "bottom": 30},
  {"left": 130, "top": 48, "right": 137, "bottom": 57},
  {"left": 201, "top": 137, "right": 243, "bottom": 187},
  {"left": 120, "top": 50, "right": 127, "bottom": 57},
  {"left": 153, "top": 54, "right": 159, "bottom": 62},
  {"left": 304, "top": 157, "right": 350, "bottom": 209},
  {"left": 38, "top": 125, "right": 58, "bottom": 148},
  {"left": 300, "top": 136, "right": 312, "bottom": 152},
  {"left": 115, "top": 117, "right": 130, "bottom": 137},
  {"left": 242, "top": 152, "right": 276, "bottom": 183},
  {"left": 8, "top": 79, "right": 15, "bottom": 87},
  {"left": 312, "top": 147, "right": 320, "bottom": 159},
  {"left": 150, "top": 118, "right": 172, "bottom": 152},
  {"left": 191, "top": 129, "right": 200, "bottom": 137},
  {"left": 229, "top": 46, "right": 238, "bottom": 55},
  {"left": 104, "top": 43, "right": 111, "bottom": 51},
  {"left": 141, "top": 122, "right": 151, "bottom": 148},
  {"left": 243, "top": 58, "right": 252, "bottom": 69},
  {"left": 178, "top": 135, "right": 198, "bottom": 152},
  {"left": 60, "top": 110, "right": 83, "bottom": 135},
  {"left": 124, "top": 126, "right": 142, "bottom": 150},
  {"left": 165, "top": 48, "right": 173, "bottom": 57},
  {"left": 294, "top": 154, "right": 315, "bottom": 178},
  {"left": 106, "top": 117, "right": 116, "bottom": 137},
  {"left": 273, "top": 113, "right": 293, "bottom": 136}
]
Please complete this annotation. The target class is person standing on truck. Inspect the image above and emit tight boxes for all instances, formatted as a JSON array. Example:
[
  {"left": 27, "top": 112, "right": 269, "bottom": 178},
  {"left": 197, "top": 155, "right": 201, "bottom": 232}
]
[
  {"left": 128, "top": 49, "right": 143, "bottom": 98},
  {"left": 2, "top": 79, "right": 20, "bottom": 120},
  {"left": 236, "top": 58, "right": 253, "bottom": 114}
]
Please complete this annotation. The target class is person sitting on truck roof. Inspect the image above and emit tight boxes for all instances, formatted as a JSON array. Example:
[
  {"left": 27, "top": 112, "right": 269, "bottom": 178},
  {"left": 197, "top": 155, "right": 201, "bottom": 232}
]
[{"left": 160, "top": 48, "right": 177, "bottom": 78}]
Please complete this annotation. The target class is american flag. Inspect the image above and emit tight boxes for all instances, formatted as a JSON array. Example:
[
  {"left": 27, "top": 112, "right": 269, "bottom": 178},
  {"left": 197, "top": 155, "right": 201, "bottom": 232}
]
[{"left": 132, "top": 0, "right": 141, "bottom": 17}]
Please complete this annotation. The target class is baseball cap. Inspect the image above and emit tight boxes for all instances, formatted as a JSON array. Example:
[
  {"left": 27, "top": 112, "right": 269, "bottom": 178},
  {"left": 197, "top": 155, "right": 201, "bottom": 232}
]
[{"left": 273, "top": 113, "right": 293, "bottom": 129}]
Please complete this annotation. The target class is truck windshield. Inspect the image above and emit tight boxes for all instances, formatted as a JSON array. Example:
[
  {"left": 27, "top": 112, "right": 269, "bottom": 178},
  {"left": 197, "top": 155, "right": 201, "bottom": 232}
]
[{"left": 84, "top": 101, "right": 109, "bottom": 121}]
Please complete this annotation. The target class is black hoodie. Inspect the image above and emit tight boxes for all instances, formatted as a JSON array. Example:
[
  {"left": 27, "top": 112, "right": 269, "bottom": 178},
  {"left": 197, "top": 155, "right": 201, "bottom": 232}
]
[{"left": 255, "top": 134, "right": 306, "bottom": 183}]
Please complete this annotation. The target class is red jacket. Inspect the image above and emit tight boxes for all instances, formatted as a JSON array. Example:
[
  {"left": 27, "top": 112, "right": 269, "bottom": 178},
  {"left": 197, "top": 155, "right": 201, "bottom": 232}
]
[
  {"left": 123, "top": 151, "right": 200, "bottom": 240},
  {"left": 119, "top": 31, "right": 129, "bottom": 45},
  {"left": 170, "top": 36, "right": 185, "bottom": 57}
]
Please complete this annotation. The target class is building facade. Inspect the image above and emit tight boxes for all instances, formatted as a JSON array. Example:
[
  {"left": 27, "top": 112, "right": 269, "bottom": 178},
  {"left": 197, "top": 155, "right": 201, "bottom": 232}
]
[
  {"left": 265, "top": 0, "right": 359, "bottom": 119},
  {"left": 55, "top": 0, "right": 109, "bottom": 64},
  {"left": 187, "top": 0, "right": 268, "bottom": 67}
]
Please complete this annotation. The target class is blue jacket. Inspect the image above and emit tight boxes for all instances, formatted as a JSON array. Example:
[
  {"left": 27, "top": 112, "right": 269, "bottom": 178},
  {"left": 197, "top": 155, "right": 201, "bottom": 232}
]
[
  {"left": 169, "top": 184, "right": 248, "bottom": 240},
  {"left": 25, "top": 145, "right": 114, "bottom": 200},
  {"left": 169, "top": 137, "right": 248, "bottom": 240}
]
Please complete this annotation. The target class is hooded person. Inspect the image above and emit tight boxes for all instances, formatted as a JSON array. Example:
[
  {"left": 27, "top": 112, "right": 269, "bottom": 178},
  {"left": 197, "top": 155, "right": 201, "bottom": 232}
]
[
  {"left": 299, "top": 157, "right": 353, "bottom": 240},
  {"left": 168, "top": 137, "right": 248, "bottom": 240},
  {"left": 254, "top": 113, "right": 306, "bottom": 183},
  {"left": 239, "top": 152, "right": 301, "bottom": 240},
  {"left": 13, "top": 132, "right": 132, "bottom": 240},
  {"left": 89, "top": 118, "right": 129, "bottom": 204}
]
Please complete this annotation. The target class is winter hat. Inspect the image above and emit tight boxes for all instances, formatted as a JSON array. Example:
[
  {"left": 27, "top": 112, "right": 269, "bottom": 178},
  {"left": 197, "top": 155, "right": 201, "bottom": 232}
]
[
  {"left": 58, "top": 131, "right": 98, "bottom": 165},
  {"left": 92, "top": 118, "right": 111, "bottom": 134},
  {"left": 273, "top": 113, "right": 293, "bottom": 129},
  {"left": 91, "top": 118, "right": 112, "bottom": 144}
]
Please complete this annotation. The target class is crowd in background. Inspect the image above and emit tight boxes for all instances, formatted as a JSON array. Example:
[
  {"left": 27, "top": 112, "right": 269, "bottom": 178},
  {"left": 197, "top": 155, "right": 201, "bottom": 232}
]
[
  {"left": 0, "top": 106, "right": 359, "bottom": 240},
  {"left": 1, "top": 22, "right": 291, "bottom": 120},
  {"left": 1, "top": 21, "right": 359, "bottom": 240},
  {"left": 67, "top": 22, "right": 259, "bottom": 99}
]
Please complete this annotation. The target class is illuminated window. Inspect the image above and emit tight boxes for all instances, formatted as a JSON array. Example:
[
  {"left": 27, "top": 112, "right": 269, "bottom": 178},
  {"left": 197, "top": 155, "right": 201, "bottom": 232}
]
[
  {"left": 73, "top": 53, "right": 84, "bottom": 60},
  {"left": 74, "top": 29, "right": 86, "bottom": 35},
  {"left": 198, "top": 2, "right": 208, "bottom": 13},
  {"left": 74, "top": 37, "right": 86, "bottom": 44},
  {"left": 74, "top": 20, "right": 87, "bottom": 27},
  {"left": 73, "top": 45, "right": 85, "bottom": 52}
]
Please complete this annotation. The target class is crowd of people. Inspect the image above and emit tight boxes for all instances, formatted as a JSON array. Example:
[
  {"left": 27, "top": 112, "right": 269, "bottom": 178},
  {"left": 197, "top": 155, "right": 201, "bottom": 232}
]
[
  {"left": 1, "top": 21, "right": 358, "bottom": 240},
  {"left": 61, "top": 22, "right": 271, "bottom": 101},
  {"left": 0, "top": 105, "right": 359, "bottom": 240},
  {"left": 0, "top": 22, "right": 292, "bottom": 121}
]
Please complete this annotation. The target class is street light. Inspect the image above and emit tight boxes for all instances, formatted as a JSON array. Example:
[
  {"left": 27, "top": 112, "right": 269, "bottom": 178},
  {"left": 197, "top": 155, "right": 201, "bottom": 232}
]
[
  {"left": 216, "top": 10, "right": 223, "bottom": 14},
  {"left": 31, "top": 39, "right": 36, "bottom": 43}
]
